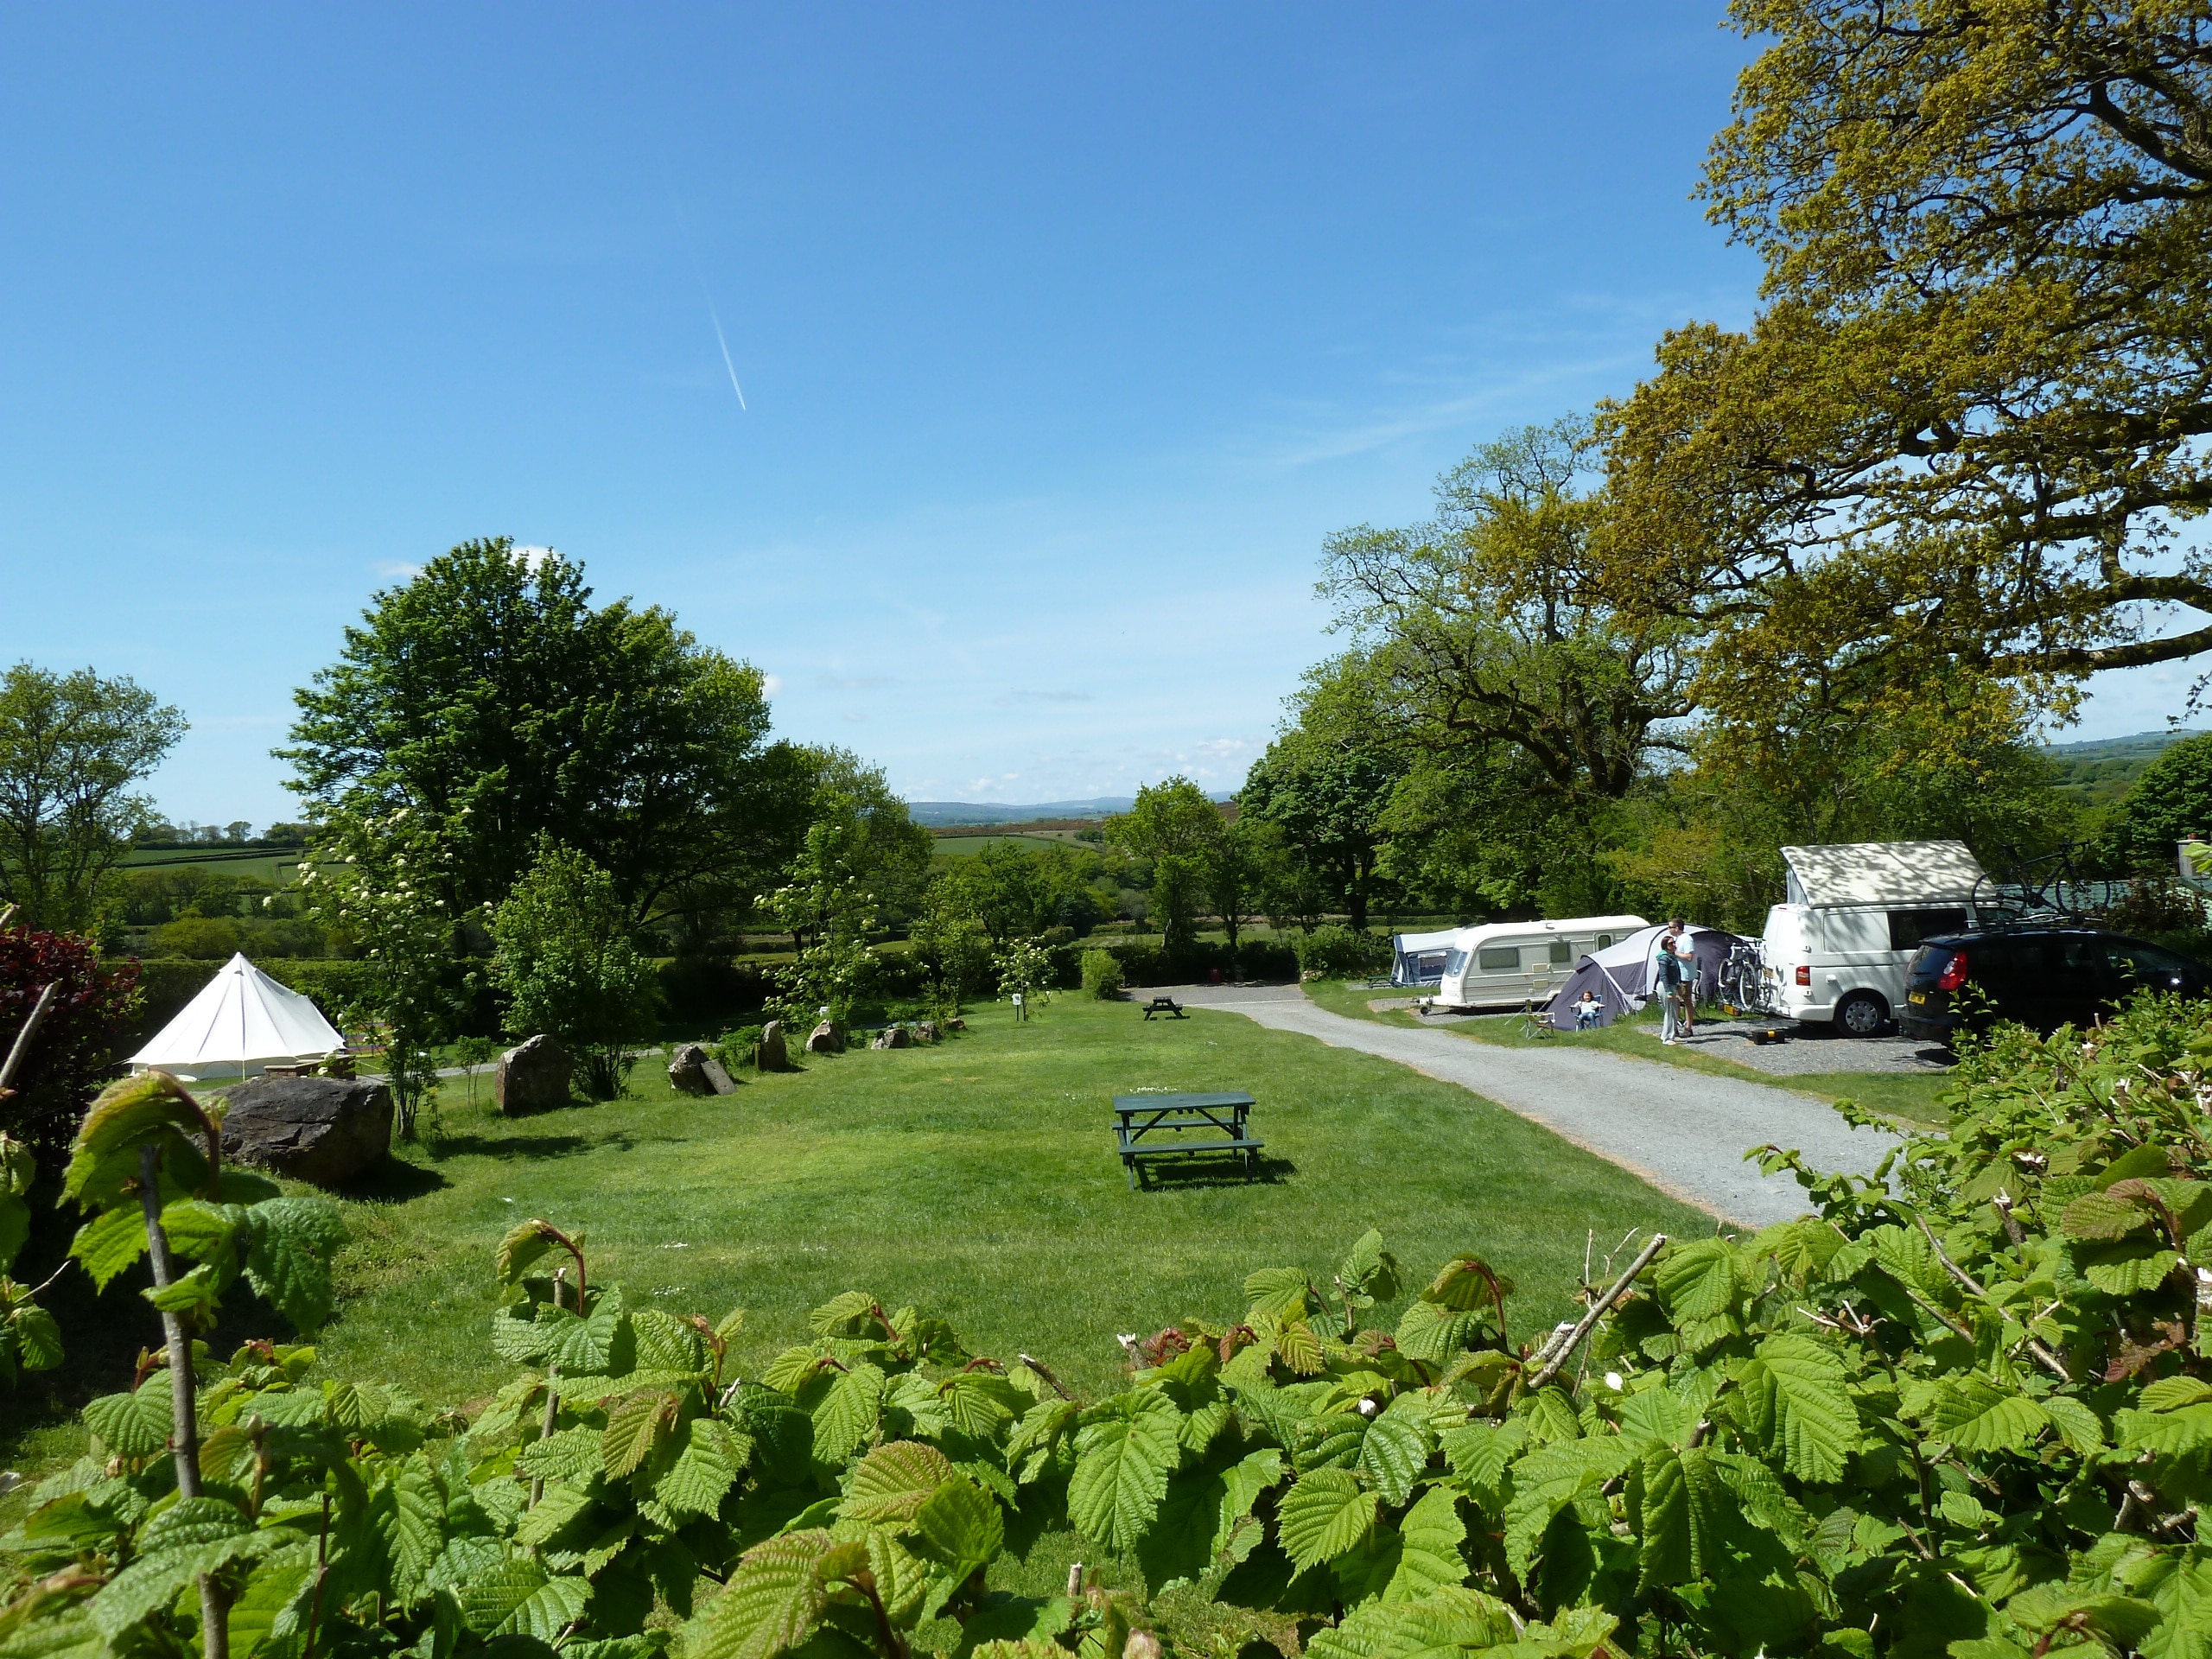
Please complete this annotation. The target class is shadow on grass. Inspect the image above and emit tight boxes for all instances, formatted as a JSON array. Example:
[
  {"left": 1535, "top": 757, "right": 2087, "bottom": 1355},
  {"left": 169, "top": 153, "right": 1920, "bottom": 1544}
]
[
  {"left": 1134, "top": 1154, "right": 1298, "bottom": 1192},
  {"left": 347, "top": 1159, "right": 448, "bottom": 1199},
  {"left": 425, "top": 1132, "right": 612, "bottom": 1162}
]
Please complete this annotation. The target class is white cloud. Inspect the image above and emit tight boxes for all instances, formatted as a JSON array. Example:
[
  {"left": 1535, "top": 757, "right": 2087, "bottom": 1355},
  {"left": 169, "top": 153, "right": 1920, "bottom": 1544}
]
[{"left": 761, "top": 673, "right": 785, "bottom": 695}]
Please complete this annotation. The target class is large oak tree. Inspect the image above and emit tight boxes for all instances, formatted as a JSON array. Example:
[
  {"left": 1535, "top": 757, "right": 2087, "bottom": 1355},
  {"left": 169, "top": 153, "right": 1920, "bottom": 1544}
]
[
  {"left": 280, "top": 539, "right": 788, "bottom": 927},
  {"left": 1604, "top": 1, "right": 2212, "bottom": 723}
]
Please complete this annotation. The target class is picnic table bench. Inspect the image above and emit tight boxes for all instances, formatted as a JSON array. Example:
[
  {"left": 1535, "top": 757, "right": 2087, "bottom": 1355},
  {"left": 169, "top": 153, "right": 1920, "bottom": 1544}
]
[
  {"left": 1140, "top": 995, "right": 1186, "bottom": 1020},
  {"left": 1112, "top": 1092, "right": 1262, "bottom": 1189}
]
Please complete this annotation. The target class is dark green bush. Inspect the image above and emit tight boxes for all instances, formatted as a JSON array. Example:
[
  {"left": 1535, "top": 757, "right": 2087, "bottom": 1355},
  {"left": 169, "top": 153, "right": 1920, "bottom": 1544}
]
[
  {"left": 1293, "top": 924, "right": 1394, "bottom": 978},
  {"left": 1079, "top": 947, "right": 1125, "bottom": 999}
]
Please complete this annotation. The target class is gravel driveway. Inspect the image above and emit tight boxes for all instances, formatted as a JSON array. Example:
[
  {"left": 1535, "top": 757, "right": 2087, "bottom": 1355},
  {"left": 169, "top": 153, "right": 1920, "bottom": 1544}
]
[{"left": 1155, "top": 983, "right": 1900, "bottom": 1228}]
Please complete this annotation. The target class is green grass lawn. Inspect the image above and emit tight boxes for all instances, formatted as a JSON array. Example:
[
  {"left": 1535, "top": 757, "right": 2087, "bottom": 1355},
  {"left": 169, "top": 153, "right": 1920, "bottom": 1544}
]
[
  {"left": 1300, "top": 978, "right": 1954, "bottom": 1128},
  {"left": 4, "top": 995, "right": 1712, "bottom": 1475}
]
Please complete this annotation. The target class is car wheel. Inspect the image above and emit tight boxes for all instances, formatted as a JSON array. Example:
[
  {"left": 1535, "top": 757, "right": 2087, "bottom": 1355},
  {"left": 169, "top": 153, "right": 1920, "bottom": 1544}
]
[{"left": 1835, "top": 991, "right": 1889, "bottom": 1037}]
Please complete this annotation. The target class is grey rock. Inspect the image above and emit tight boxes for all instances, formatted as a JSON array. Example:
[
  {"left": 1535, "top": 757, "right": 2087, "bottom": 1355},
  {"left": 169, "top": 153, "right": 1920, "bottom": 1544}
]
[
  {"left": 220, "top": 1076, "right": 393, "bottom": 1188},
  {"left": 805, "top": 1021, "right": 844, "bottom": 1055},
  {"left": 497, "top": 1034, "right": 572, "bottom": 1115},
  {"left": 913, "top": 1020, "right": 939, "bottom": 1044},
  {"left": 868, "top": 1025, "right": 912, "bottom": 1051},
  {"left": 701, "top": 1055, "right": 737, "bottom": 1094},
  {"left": 756, "top": 1021, "right": 790, "bottom": 1072},
  {"left": 668, "top": 1043, "right": 715, "bottom": 1096}
]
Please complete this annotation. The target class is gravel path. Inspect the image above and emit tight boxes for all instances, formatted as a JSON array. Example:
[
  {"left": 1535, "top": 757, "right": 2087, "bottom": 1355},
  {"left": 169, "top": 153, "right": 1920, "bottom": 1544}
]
[{"left": 1157, "top": 984, "right": 1900, "bottom": 1227}]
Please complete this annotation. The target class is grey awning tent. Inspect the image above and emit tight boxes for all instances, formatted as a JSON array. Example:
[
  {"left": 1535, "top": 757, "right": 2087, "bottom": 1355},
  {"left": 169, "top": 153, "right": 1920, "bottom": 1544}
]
[
  {"left": 1389, "top": 928, "right": 1459, "bottom": 988},
  {"left": 1543, "top": 924, "right": 1746, "bottom": 1031}
]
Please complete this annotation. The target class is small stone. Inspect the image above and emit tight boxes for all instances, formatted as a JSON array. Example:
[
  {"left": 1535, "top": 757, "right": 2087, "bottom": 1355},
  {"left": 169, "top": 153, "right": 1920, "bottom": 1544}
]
[
  {"left": 220, "top": 1076, "right": 393, "bottom": 1188},
  {"left": 756, "top": 1021, "right": 790, "bottom": 1072},
  {"left": 668, "top": 1043, "right": 714, "bottom": 1095},
  {"left": 496, "top": 1034, "right": 572, "bottom": 1115},
  {"left": 805, "top": 1020, "right": 844, "bottom": 1054},
  {"left": 946, "top": 1016, "right": 967, "bottom": 1032}
]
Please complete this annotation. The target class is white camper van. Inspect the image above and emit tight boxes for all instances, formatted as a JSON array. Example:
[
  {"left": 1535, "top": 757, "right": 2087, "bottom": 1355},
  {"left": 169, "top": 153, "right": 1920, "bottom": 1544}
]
[
  {"left": 1437, "top": 915, "right": 1649, "bottom": 1010},
  {"left": 1763, "top": 840, "right": 2005, "bottom": 1035}
]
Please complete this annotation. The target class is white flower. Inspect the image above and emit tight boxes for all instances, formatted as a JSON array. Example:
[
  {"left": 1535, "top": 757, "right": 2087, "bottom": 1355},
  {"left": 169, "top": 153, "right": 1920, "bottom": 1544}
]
[{"left": 1605, "top": 1372, "right": 1624, "bottom": 1391}]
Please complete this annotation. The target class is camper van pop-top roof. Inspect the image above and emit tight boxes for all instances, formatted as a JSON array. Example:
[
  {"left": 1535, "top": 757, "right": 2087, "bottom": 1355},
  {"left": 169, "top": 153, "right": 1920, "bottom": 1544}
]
[{"left": 1779, "top": 840, "right": 1986, "bottom": 908}]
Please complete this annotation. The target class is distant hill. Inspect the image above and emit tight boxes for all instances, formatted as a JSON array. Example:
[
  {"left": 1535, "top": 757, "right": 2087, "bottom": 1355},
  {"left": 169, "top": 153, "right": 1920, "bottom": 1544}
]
[
  {"left": 906, "top": 798, "right": 1137, "bottom": 827},
  {"left": 906, "top": 793, "right": 1235, "bottom": 828},
  {"left": 2044, "top": 728, "right": 2200, "bottom": 807}
]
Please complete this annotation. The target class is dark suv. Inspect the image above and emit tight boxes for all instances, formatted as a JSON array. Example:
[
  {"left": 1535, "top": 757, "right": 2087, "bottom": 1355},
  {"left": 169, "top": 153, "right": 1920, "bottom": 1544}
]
[{"left": 1899, "top": 926, "right": 2210, "bottom": 1042}]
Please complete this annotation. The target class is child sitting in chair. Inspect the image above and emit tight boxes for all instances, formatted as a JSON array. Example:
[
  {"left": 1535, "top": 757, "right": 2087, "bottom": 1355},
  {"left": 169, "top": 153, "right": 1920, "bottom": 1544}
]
[{"left": 1573, "top": 990, "right": 1602, "bottom": 1030}]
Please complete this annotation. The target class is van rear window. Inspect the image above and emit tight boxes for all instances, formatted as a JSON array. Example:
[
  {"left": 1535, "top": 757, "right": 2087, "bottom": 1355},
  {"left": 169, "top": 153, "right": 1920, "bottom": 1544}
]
[{"left": 1889, "top": 909, "right": 1968, "bottom": 951}]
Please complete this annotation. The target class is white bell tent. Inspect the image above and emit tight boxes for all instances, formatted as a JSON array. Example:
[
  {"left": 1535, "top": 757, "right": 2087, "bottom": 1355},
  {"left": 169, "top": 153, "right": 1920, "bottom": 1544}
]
[{"left": 129, "top": 953, "right": 344, "bottom": 1081}]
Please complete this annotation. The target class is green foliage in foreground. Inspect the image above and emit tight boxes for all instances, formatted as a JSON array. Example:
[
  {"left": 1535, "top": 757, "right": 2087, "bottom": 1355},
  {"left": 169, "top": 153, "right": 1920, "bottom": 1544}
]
[{"left": 13, "top": 995, "right": 2212, "bottom": 1658}]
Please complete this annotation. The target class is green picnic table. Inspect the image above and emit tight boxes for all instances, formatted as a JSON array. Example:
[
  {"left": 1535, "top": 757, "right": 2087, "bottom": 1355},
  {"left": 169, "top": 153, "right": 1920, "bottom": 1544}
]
[{"left": 1112, "top": 1092, "right": 1262, "bottom": 1189}]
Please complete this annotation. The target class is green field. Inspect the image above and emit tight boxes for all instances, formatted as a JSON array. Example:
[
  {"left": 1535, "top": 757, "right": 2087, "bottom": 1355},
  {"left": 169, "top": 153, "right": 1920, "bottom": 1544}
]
[
  {"left": 929, "top": 833, "right": 1085, "bottom": 856},
  {"left": 121, "top": 845, "right": 303, "bottom": 883},
  {"left": 6, "top": 994, "right": 1710, "bottom": 1473}
]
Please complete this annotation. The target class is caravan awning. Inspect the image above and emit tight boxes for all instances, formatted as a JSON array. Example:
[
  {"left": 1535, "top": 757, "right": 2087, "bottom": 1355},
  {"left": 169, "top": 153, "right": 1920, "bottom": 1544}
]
[{"left": 1780, "top": 840, "right": 1987, "bottom": 906}]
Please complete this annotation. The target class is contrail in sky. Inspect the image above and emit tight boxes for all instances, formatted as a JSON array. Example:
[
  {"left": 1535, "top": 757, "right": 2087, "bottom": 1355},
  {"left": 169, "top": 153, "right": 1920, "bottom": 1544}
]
[{"left": 704, "top": 297, "right": 747, "bottom": 410}]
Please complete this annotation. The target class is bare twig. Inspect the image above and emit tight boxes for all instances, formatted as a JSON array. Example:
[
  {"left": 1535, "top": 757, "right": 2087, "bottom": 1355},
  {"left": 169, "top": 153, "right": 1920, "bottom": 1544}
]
[
  {"left": 1018, "top": 1352, "right": 1072, "bottom": 1400},
  {"left": 138, "top": 1143, "right": 228, "bottom": 1659},
  {"left": 1913, "top": 1213, "right": 2069, "bottom": 1380},
  {"left": 0, "top": 984, "right": 58, "bottom": 1097},
  {"left": 1528, "top": 1233, "right": 1668, "bottom": 1391}
]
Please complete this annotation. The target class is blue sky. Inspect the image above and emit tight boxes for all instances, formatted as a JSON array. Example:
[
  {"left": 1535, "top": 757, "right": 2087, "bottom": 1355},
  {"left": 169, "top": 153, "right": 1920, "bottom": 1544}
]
[{"left": 0, "top": 4, "right": 2181, "bottom": 830}]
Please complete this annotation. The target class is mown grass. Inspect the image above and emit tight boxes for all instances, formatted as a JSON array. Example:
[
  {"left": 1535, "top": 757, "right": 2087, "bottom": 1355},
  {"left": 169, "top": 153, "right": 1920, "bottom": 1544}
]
[
  {"left": 1300, "top": 978, "right": 1954, "bottom": 1128},
  {"left": 3, "top": 995, "right": 1709, "bottom": 1474}
]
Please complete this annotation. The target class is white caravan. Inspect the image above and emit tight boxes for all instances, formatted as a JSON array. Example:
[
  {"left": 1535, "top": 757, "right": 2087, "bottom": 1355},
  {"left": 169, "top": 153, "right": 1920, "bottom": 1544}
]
[
  {"left": 1436, "top": 914, "right": 1649, "bottom": 1010},
  {"left": 1762, "top": 840, "right": 2005, "bottom": 1036}
]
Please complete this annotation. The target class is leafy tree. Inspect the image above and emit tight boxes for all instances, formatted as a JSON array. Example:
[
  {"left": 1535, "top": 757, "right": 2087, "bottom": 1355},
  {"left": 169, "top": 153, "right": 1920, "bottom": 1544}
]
[
  {"left": 2101, "top": 732, "right": 2212, "bottom": 874},
  {"left": 1106, "top": 778, "right": 1221, "bottom": 953},
  {"left": 299, "top": 806, "right": 472, "bottom": 1135},
  {"left": 931, "top": 842, "right": 1106, "bottom": 948},
  {"left": 0, "top": 664, "right": 185, "bottom": 931},
  {"left": 1321, "top": 421, "right": 1694, "bottom": 804},
  {"left": 489, "top": 841, "right": 661, "bottom": 1100},
  {"left": 1240, "top": 673, "right": 1405, "bottom": 932},
  {"left": 280, "top": 539, "right": 779, "bottom": 927},
  {"left": 1205, "top": 817, "right": 1268, "bottom": 953},
  {"left": 1602, "top": 1, "right": 2212, "bottom": 731}
]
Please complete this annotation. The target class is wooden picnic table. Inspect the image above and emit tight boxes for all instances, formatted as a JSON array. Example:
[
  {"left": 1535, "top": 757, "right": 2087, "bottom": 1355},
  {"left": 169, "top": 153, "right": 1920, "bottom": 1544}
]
[
  {"left": 1112, "top": 1091, "right": 1262, "bottom": 1189},
  {"left": 1140, "top": 996, "right": 1186, "bottom": 1020}
]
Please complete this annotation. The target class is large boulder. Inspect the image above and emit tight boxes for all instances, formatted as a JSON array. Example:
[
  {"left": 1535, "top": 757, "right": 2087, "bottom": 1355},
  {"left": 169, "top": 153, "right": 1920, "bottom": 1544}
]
[
  {"left": 220, "top": 1076, "right": 392, "bottom": 1188},
  {"left": 497, "top": 1034, "right": 572, "bottom": 1115},
  {"left": 805, "top": 1021, "right": 844, "bottom": 1055},
  {"left": 668, "top": 1043, "right": 713, "bottom": 1095},
  {"left": 756, "top": 1021, "right": 790, "bottom": 1072}
]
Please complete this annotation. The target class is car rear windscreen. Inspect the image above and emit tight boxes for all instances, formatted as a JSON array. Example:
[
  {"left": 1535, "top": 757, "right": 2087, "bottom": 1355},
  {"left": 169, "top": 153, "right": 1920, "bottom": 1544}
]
[{"left": 1889, "top": 909, "right": 1968, "bottom": 951}]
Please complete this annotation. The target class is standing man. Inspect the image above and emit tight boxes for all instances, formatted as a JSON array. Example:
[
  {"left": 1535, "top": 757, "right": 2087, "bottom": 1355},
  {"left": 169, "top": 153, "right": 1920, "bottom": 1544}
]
[
  {"left": 1671, "top": 919, "right": 1699, "bottom": 1039},
  {"left": 1653, "top": 925, "right": 1687, "bottom": 1044}
]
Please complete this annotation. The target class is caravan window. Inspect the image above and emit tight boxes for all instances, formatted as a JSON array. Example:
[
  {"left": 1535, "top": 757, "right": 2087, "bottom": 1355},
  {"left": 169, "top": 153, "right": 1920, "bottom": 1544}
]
[
  {"left": 1596, "top": 933, "right": 1614, "bottom": 950},
  {"left": 1477, "top": 946, "right": 1520, "bottom": 972},
  {"left": 1548, "top": 939, "right": 1572, "bottom": 964},
  {"left": 1443, "top": 949, "right": 1467, "bottom": 976},
  {"left": 1888, "top": 909, "right": 1967, "bottom": 951}
]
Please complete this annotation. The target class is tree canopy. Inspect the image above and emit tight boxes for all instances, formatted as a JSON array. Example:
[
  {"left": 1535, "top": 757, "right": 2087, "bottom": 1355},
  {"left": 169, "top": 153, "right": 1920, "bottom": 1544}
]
[
  {"left": 1602, "top": 1, "right": 2212, "bottom": 729},
  {"left": 279, "top": 539, "right": 780, "bottom": 927},
  {"left": 0, "top": 664, "right": 185, "bottom": 932}
]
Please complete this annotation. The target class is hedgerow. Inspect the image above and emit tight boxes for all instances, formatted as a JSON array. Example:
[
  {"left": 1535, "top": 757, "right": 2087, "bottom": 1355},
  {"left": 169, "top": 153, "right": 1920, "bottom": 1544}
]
[{"left": 7, "top": 994, "right": 2212, "bottom": 1657}]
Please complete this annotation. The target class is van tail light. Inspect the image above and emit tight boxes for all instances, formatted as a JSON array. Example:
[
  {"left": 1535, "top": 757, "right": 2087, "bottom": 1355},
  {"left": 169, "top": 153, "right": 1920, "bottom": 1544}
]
[
  {"left": 1937, "top": 950, "right": 1968, "bottom": 992},
  {"left": 1794, "top": 964, "right": 1810, "bottom": 986}
]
